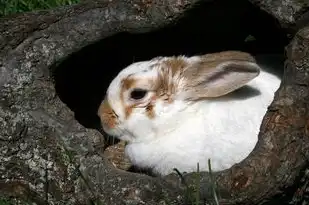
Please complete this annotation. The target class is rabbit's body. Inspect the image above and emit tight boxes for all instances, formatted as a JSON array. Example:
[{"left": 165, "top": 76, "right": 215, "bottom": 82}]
[
  {"left": 98, "top": 51, "right": 281, "bottom": 176},
  {"left": 125, "top": 70, "right": 280, "bottom": 175}
]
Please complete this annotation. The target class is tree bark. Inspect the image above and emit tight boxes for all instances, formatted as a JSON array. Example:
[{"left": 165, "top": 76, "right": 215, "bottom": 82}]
[
  {"left": 248, "top": 0, "right": 309, "bottom": 32},
  {"left": 0, "top": 0, "right": 308, "bottom": 204}
]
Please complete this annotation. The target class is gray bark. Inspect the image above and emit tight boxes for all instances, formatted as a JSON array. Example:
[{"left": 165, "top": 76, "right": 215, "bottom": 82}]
[{"left": 248, "top": 0, "right": 309, "bottom": 31}]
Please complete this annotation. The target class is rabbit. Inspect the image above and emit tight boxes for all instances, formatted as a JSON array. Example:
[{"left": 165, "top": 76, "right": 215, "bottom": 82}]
[{"left": 97, "top": 51, "right": 281, "bottom": 176}]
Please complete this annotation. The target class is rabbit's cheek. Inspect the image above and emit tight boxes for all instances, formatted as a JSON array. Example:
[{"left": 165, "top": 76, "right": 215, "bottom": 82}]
[
  {"left": 124, "top": 106, "right": 133, "bottom": 120},
  {"left": 98, "top": 100, "right": 119, "bottom": 130},
  {"left": 145, "top": 103, "right": 155, "bottom": 119},
  {"left": 125, "top": 100, "right": 155, "bottom": 120}
]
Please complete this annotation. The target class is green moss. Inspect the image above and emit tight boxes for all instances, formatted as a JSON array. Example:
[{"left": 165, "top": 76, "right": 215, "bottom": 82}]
[
  {"left": 0, "top": 198, "right": 11, "bottom": 205},
  {"left": 0, "top": 197, "right": 31, "bottom": 205},
  {"left": 0, "top": 0, "right": 80, "bottom": 17}
]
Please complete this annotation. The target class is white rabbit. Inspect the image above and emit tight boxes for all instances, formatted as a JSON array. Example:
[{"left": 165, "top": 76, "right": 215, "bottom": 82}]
[{"left": 98, "top": 51, "right": 281, "bottom": 176}]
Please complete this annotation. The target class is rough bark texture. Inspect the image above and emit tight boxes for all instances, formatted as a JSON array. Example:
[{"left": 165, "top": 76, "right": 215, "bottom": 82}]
[
  {"left": 0, "top": 0, "right": 308, "bottom": 204},
  {"left": 248, "top": 0, "right": 309, "bottom": 31}
]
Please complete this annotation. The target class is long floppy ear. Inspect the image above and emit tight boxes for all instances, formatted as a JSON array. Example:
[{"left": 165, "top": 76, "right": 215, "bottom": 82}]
[{"left": 180, "top": 51, "right": 261, "bottom": 100}]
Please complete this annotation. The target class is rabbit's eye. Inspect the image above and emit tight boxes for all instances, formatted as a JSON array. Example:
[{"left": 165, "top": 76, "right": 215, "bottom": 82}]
[{"left": 130, "top": 88, "right": 148, "bottom": 100}]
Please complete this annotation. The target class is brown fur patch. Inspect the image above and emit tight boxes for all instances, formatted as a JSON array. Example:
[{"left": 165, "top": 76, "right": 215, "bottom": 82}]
[
  {"left": 154, "top": 57, "right": 189, "bottom": 103},
  {"left": 120, "top": 77, "right": 137, "bottom": 119},
  {"left": 162, "top": 57, "right": 188, "bottom": 75},
  {"left": 125, "top": 106, "right": 133, "bottom": 119},
  {"left": 185, "top": 51, "right": 257, "bottom": 78},
  {"left": 200, "top": 51, "right": 256, "bottom": 66},
  {"left": 183, "top": 51, "right": 256, "bottom": 78},
  {"left": 145, "top": 103, "right": 155, "bottom": 119},
  {"left": 155, "top": 74, "right": 173, "bottom": 103},
  {"left": 98, "top": 99, "right": 117, "bottom": 129},
  {"left": 121, "top": 77, "right": 136, "bottom": 90}
]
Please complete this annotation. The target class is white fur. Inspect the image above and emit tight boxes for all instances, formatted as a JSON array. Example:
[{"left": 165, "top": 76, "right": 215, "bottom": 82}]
[{"left": 104, "top": 55, "right": 281, "bottom": 176}]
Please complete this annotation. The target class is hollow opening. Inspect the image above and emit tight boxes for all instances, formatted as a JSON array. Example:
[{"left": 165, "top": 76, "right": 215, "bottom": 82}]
[{"left": 52, "top": 0, "right": 288, "bottom": 175}]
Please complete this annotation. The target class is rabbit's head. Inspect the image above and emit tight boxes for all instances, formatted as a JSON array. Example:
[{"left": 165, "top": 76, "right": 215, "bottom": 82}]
[{"left": 98, "top": 51, "right": 260, "bottom": 143}]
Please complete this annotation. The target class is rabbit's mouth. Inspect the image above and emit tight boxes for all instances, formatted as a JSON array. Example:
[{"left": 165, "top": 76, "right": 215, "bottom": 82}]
[
  {"left": 101, "top": 123, "right": 136, "bottom": 143},
  {"left": 101, "top": 122, "right": 121, "bottom": 137}
]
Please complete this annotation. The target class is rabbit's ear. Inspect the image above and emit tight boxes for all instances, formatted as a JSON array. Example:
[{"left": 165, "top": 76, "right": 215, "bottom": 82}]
[{"left": 180, "top": 51, "right": 260, "bottom": 100}]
